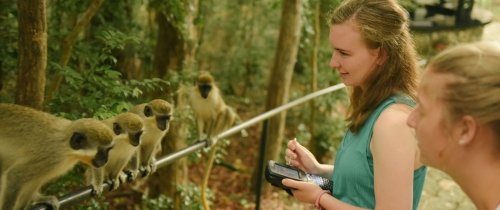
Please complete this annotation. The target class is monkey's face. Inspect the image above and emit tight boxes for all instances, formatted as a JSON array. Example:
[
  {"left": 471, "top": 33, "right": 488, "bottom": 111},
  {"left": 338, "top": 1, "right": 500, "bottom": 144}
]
[
  {"left": 198, "top": 84, "right": 212, "bottom": 99},
  {"left": 92, "top": 145, "right": 113, "bottom": 167},
  {"left": 113, "top": 113, "right": 144, "bottom": 146},
  {"left": 113, "top": 123, "right": 143, "bottom": 146},
  {"left": 129, "top": 130, "right": 143, "bottom": 146},
  {"left": 69, "top": 119, "right": 115, "bottom": 168},
  {"left": 143, "top": 99, "right": 173, "bottom": 131},
  {"left": 113, "top": 122, "right": 123, "bottom": 135},
  {"left": 155, "top": 115, "right": 171, "bottom": 131},
  {"left": 69, "top": 131, "right": 114, "bottom": 168},
  {"left": 144, "top": 105, "right": 153, "bottom": 117}
]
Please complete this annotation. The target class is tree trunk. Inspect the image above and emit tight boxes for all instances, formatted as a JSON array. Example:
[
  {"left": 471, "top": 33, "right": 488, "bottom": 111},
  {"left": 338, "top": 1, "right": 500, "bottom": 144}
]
[
  {"left": 115, "top": 44, "right": 143, "bottom": 80},
  {"left": 148, "top": 1, "right": 199, "bottom": 207},
  {"left": 147, "top": 11, "right": 187, "bottom": 200},
  {"left": 15, "top": 0, "right": 47, "bottom": 110},
  {"left": 152, "top": 12, "right": 184, "bottom": 80},
  {"left": 114, "top": 0, "right": 144, "bottom": 80},
  {"left": 253, "top": 0, "right": 302, "bottom": 192},
  {"left": 0, "top": 61, "right": 4, "bottom": 93},
  {"left": 242, "top": 0, "right": 256, "bottom": 97},
  {"left": 148, "top": 114, "right": 188, "bottom": 209},
  {"left": 308, "top": 0, "right": 320, "bottom": 156}
]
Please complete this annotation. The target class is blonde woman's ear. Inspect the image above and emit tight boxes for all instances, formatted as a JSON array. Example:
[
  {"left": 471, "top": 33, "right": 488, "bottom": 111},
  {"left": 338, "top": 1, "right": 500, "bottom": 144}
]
[{"left": 457, "top": 115, "right": 477, "bottom": 146}]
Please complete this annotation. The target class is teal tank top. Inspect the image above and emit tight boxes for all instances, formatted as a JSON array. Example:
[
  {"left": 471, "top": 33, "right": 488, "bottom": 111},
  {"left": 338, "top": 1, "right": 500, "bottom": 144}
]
[{"left": 331, "top": 95, "right": 427, "bottom": 210}]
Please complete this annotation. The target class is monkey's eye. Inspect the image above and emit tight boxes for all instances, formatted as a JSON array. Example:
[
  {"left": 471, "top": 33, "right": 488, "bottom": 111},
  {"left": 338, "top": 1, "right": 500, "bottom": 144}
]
[
  {"left": 70, "top": 132, "right": 87, "bottom": 150},
  {"left": 144, "top": 106, "right": 153, "bottom": 117},
  {"left": 113, "top": 122, "right": 123, "bottom": 135}
]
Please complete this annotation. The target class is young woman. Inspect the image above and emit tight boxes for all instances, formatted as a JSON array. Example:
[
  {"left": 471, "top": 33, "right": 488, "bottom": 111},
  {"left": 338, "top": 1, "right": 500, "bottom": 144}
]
[
  {"left": 407, "top": 41, "right": 500, "bottom": 210},
  {"left": 282, "top": 0, "right": 426, "bottom": 209}
]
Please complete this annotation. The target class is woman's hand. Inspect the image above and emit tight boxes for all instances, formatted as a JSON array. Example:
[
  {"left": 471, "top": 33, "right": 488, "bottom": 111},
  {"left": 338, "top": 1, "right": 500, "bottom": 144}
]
[
  {"left": 282, "top": 178, "right": 324, "bottom": 204},
  {"left": 285, "top": 138, "right": 320, "bottom": 173}
]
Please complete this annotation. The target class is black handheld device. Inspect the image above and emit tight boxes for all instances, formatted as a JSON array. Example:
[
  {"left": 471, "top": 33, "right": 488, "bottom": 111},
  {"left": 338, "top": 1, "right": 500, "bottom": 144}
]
[{"left": 265, "top": 160, "right": 333, "bottom": 192}]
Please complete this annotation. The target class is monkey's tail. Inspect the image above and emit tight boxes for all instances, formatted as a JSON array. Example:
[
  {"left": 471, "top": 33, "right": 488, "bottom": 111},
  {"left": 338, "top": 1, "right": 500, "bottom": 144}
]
[
  {"left": 200, "top": 145, "right": 218, "bottom": 210},
  {"left": 201, "top": 107, "right": 237, "bottom": 209}
]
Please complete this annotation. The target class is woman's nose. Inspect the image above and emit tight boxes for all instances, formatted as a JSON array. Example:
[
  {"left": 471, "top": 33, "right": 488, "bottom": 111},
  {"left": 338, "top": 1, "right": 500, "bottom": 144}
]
[{"left": 329, "top": 53, "right": 340, "bottom": 69}]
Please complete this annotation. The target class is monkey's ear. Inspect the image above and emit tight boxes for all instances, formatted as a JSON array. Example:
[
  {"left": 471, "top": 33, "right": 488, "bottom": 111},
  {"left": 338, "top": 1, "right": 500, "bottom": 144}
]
[
  {"left": 113, "top": 122, "right": 123, "bottom": 135},
  {"left": 70, "top": 132, "right": 87, "bottom": 150},
  {"left": 144, "top": 105, "right": 153, "bottom": 117}
]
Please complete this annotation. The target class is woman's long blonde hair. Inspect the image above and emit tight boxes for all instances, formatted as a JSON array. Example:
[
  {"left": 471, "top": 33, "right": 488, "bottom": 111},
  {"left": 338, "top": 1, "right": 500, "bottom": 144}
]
[{"left": 330, "top": 0, "right": 418, "bottom": 132}]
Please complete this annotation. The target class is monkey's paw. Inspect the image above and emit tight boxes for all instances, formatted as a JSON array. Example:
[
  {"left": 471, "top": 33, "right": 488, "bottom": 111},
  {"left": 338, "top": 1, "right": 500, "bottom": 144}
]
[
  {"left": 140, "top": 161, "right": 157, "bottom": 177},
  {"left": 149, "top": 160, "right": 157, "bottom": 174},
  {"left": 124, "top": 169, "right": 139, "bottom": 182},
  {"left": 108, "top": 178, "right": 120, "bottom": 191},
  {"left": 139, "top": 165, "right": 151, "bottom": 177},
  {"left": 118, "top": 171, "right": 129, "bottom": 185},
  {"left": 91, "top": 184, "right": 104, "bottom": 196},
  {"left": 206, "top": 138, "right": 219, "bottom": 147},
  {"left": 31, "top": 195, "right": 60, "bottom": 210}
]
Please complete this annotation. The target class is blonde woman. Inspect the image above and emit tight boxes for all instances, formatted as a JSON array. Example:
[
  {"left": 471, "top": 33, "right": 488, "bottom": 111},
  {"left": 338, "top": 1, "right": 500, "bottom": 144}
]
[{"left": 407, "top": 41, "right": 500, "bottom": 210}]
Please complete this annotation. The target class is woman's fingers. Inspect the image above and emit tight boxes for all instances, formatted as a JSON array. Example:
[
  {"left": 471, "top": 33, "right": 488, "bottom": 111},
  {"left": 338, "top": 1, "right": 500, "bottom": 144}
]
[
  {"left": 285, "top": 148, "right": 298, "bottom": 165},
  {"left": 282, "top": 178, "right": 299, "bottom": 188}
]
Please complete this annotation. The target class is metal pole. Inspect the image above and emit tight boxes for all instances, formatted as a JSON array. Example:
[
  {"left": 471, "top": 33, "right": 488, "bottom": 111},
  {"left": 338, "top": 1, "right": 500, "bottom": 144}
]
[
  {"left": 254, "top": 120, "right": 269, "bottom": 210},
  {"left": 213, "top": 84, "right": 345, "bottom": 141},
  {"left": 28, "top": 83, "right": 345, "bottom": 210}
]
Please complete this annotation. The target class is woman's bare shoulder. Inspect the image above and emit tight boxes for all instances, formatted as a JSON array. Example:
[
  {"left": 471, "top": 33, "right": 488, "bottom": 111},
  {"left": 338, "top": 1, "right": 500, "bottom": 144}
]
[{"left": 375, "top": 103, "right": 412, "bottom": 128}]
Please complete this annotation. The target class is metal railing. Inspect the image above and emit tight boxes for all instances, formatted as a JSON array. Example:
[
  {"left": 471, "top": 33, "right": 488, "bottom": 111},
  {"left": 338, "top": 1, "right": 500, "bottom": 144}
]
[{"left": 29, "top": 83, "right": 346, "bottom": 210}]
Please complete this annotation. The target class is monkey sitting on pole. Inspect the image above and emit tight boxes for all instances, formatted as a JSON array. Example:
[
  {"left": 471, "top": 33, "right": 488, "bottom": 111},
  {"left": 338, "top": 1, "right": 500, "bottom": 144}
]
[
  {"left": 86, "top": 112, "right": 144, "bottom": 194},
  {"left": 128, "top": 99, "right": 173, "bottom": 177},
  {"left": 189, "top": 71, "right": 238, "bottom": 142},
  {"left": 0, "top": 103, "right": 114, "bottom": 210},
  {"left": 189, "top": 71, "right": 237, "bottom": 210}
]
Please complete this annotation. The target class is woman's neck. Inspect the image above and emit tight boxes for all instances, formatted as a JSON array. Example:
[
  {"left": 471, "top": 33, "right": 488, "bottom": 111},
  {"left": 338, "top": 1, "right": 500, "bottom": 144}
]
[{"left": 448, "top": 155, "right": 500, "bottom": 210}]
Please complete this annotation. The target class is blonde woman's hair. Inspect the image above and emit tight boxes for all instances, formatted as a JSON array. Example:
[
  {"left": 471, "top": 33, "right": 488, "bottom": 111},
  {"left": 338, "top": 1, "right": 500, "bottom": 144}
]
[
  {"left": 330, "top": 0, "right": 418, "bottom": 132},
  {"left": 428, "top": 41, "right": 500, "bottom": 140}
]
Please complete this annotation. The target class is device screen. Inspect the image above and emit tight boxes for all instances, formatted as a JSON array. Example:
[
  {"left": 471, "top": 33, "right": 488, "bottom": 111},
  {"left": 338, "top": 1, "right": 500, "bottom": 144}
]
[{"left": 274, "top": 164, "right": 300, "bottom": 179}]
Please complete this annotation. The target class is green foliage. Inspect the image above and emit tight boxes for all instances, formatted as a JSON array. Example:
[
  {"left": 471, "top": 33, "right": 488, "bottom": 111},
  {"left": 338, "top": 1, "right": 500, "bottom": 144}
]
[
  {"left": 0, "top": 1, "right": 18, "bottom": 103},
  {"left": 178, "top": 183, "right": 212, "bottom": 210},
  {"left": 192, "top": 138, "right": 231, "bottom": 164},
  {"left": 48, "top": 62, "right": 168, "bottom": 119},
  {"left": 47, "top": 0, "right": 93, "bottom": 43},
  {"left": 398, "top": 0, "right": 419, "bottom": 12},
  {"left": 197, "top": 0, "right": 281, "bottom": 101},
  {"left": 96, "top": 29, "right": 141, "bottom": 62},
  {"left": 238, "top": 198, "right": 254, "bottom": 209},
  {"left": 213, "top": 139, "right": 231, "bottom": 164},
  {"left": 74, "top": 199, "right": 109, "bottom": 210},
  {"left": 142, "top": 182, "right": 212, "bottom": 210},
  {"left": 38, "top": 165, "right": 110, "bottom": 210},
  {"left": 47, "top": 27, "right": 169, "bottom": 119},
  {"left": 150, "top": 0, "right": 187, "bottom": 37},
  {"left": 97, "top": 0, "right": 145, "bottom": 31},
  {"left": 141, "top": 194, "right": 173, "bottom": 210},
  {"left": 42, "top": 165, "right": 86, "bottom": 197},
  {"left": 45, "top": 0, "right": 166, "bottom": 118}
]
